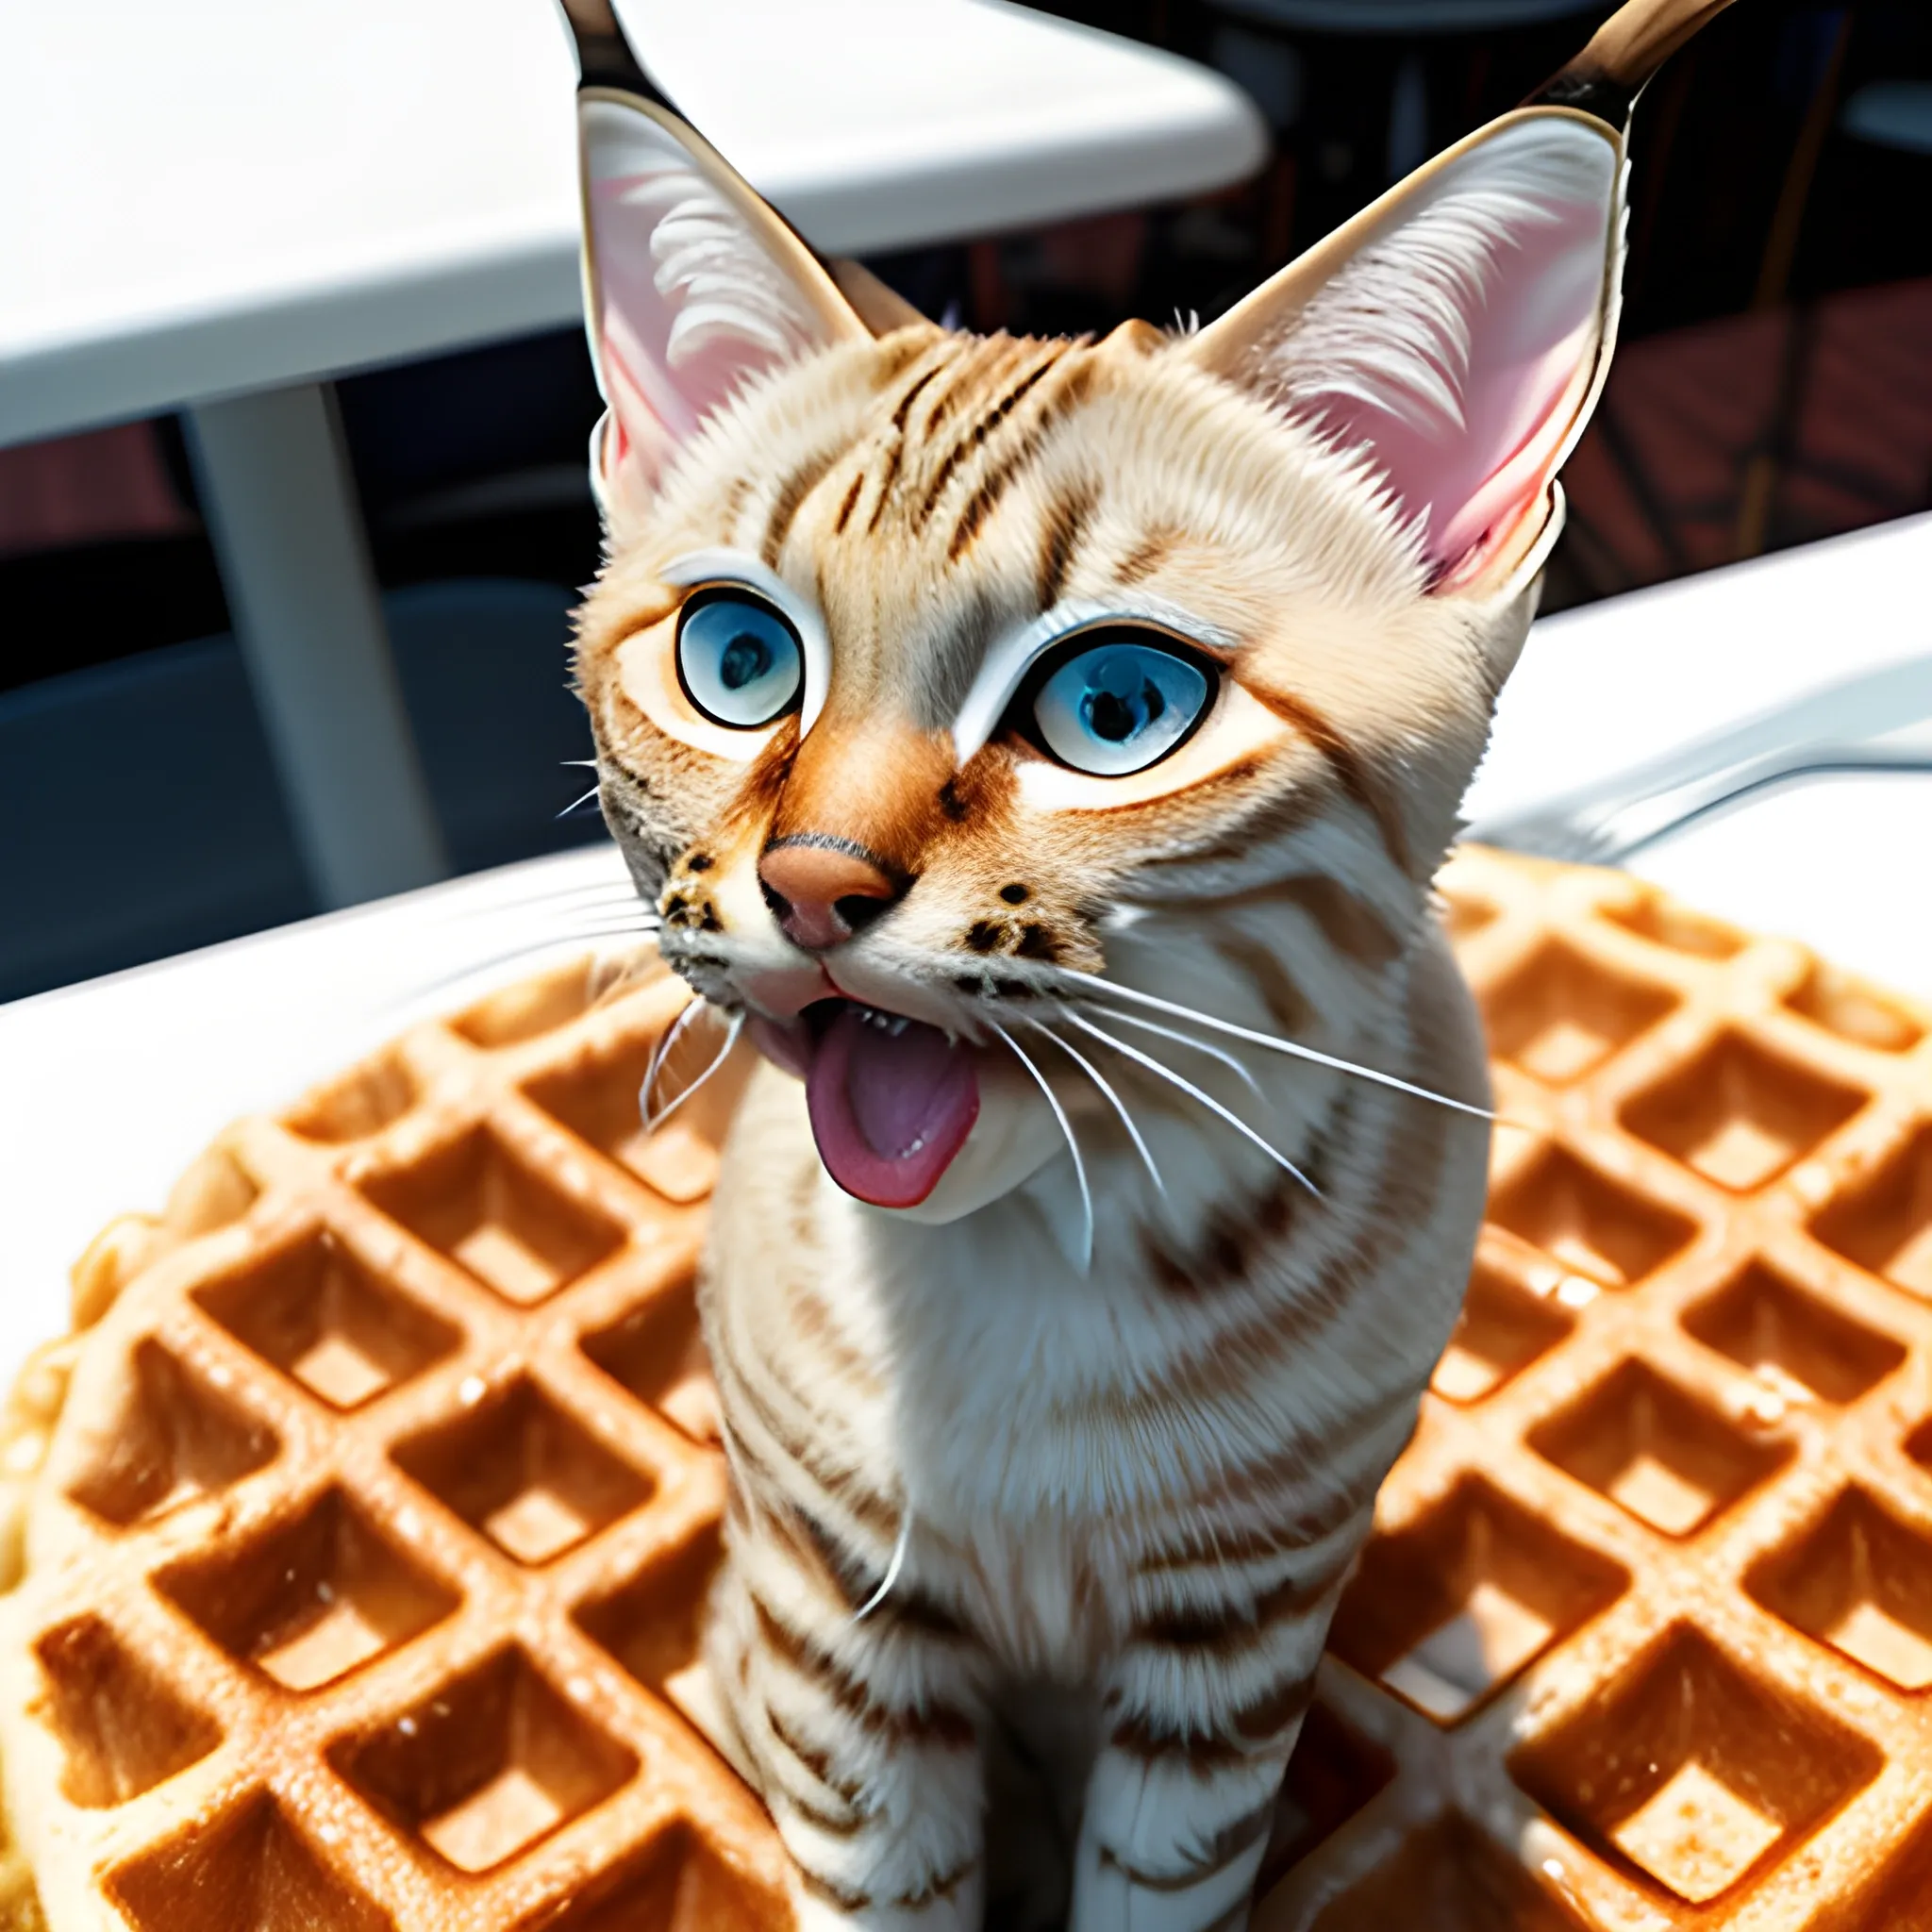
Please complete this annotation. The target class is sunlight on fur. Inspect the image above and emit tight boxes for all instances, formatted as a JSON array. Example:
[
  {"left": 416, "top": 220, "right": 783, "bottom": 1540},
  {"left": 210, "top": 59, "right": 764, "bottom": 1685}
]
[{"left": 553, "top": 1, "right": 1731, "bottom": 1924}]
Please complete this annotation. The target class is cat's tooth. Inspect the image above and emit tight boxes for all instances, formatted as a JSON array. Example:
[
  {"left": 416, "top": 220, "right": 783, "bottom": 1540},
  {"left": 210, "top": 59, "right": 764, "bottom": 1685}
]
[{"left": 887, "top": 1016, "right": 908, "bottom": 1037}]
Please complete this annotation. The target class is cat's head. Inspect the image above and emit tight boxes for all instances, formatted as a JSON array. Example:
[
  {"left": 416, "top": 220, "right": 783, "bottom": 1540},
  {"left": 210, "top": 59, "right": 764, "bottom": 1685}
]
[{"left": 563, "top": 4, "right": 1660, "bottom": 1235}]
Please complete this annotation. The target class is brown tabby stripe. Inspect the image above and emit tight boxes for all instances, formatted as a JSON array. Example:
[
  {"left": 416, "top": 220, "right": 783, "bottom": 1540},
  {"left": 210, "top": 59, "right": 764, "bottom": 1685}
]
[
  {"left": 1131, "top": 1543, "right": 1354, "bottom": 1649},
  {"left": 1192, "top": 872, "right": 1405, "bottom": 967},
  {"left": 1036, "top": 482, "right": 1097, "bottom": 609},
  {"left": 918, "top": 341, "right": 1071, "bottom": 526},
  {"left": 800, "top": 1871, "right": 874, "bottom": 1913},
  {"left": 1279, "top": 874, "right": 1406, "bottom": 964},
  {"left": 945, "top": 356, "right": 1097, "bottom": 561},
  {"left": 752, "top": 1598, "right": 976, "bottom": 1746},
  {"left": 1139, "top": 1466, "right": 1374, "bottom": 1574},
  {"left": 831, "top": 471, "right": 866, "bottom": 535},
  {"left": 1212, "top": 929, "right": 1312, "bottom": 1036},
  {"left": 891, "top": 354, "right": 954, "bottom": 430},
  {"left": 771, "top": 1498, "right": 868, "bottom": 1614},
  {"left": 790, "top": 1286, "right": 884, "bottom": 1394},
  {"left": 1131, "top": 782, "right": 1324, "bottom": 875},
  {"left": 874, "top": 328, "right": 942, "bottom": 383},
  {"left": 1261, "top": 1085, "right": 1456, "bottom": 1352},
  {"left": 767, "top": 1707, "right": 868, "bottom": 1805},
  {"left": 1247, "top": 682, "right": 1410, "bottom": 874},
  {"left": 718, "top": 475, "right": 753, "bottom": 545},
  {"left": 891, "top": 1856, "right": 981, "bottom": 1910},
  {"left": 1141, "top": 1077, "right": 1341, "bottom": 1299},
  {"left": 1115, "top": 525, "right": 1180, "bottom": 586},
  {"left": 1098, "top": 1797, "right": 1274, "bottom": 1891},
  {"left": 1224, "top": 1379, "right": 1411, "bottom": 1509},
  {"left": 1144, "top": 1173, "right": 1296, "bottom": 1299},
  {"left": 784, "top": 1787, "right": 868, "bottom": 1838},
  {"left": 717, "top": 1353, "right": 900, "bottom": 1539},
  {"left": 781, "top": 1498, "right": 967, "bottom": 1638},
  {"left": 861, "top": 355, "right": 953, "bottom": 534},
  {"left": 1108, "top": 1709, "right": 1245, "bottom": 1768},
  {"left": 921, "top": 333, "right": 1024, "bottom": 437},
  {"left": 800, "top": 1857, "right": 981, "bottom": 1917},
  {"left": 1233, "top": 1665, "right": 1320, "bottom": 1741},
  {"left": 1108, "top": 1661, "right": 1315, "bottom": 1759},
  {"left": 761, "top": 443, "right": 844, "bottom": 566}
]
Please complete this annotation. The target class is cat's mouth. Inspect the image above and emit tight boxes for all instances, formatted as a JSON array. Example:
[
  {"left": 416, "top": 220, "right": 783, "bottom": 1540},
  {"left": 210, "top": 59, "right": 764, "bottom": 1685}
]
[{"left": 750, "top": 998, "right": 980, "bottom": 1209}]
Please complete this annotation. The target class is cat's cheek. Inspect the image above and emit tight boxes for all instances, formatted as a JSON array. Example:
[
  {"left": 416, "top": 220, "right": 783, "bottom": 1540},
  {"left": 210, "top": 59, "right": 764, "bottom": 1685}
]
[{"left": 866, "top": 1054, "right": 1066, "bottom": 1226}]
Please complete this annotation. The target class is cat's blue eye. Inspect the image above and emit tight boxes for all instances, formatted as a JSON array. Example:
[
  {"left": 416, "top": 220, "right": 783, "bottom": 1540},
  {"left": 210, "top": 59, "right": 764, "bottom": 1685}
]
[
  {"left": 675, "top": 591, "right": 804, "bottom": 728},
  {"left": 1031, "top": 638, "right": 1213, "bottom": 777}
]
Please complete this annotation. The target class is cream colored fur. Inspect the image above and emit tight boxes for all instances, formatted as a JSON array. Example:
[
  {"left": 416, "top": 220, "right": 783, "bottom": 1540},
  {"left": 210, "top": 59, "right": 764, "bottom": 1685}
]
[
  {"left": 572, "top": 321, "right": 1521, "bottom": 1931},
  {"left": 564, "top": 12, "right": 1656, "bottom": 1922}
]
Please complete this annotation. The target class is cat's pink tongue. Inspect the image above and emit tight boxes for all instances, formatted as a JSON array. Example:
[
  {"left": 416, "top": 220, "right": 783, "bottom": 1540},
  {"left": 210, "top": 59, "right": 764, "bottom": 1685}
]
[{"left": 806, "top": 1005, "right": 978, "bottom": 1208}]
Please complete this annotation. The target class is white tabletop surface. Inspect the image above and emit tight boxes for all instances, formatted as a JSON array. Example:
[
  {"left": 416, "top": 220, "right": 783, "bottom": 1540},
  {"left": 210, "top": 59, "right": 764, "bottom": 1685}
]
[
  {"left": 0, "top": 0, "right": 1265, "bottom": 448},
  {"left": 4, "top": 516, "right": 1929, "bottom": 1390}
]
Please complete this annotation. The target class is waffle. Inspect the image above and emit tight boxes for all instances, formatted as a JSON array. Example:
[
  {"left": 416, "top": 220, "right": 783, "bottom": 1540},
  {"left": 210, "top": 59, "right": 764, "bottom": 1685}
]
[
  {"left": 2, "top": 850, "right": 1930, "bottom": 1929},
  {"left": 0, "top": 951, "right": 791, "bottom": 1930},
  {"left": 1260, "top": 847, "right": 1932, "bottom": 1930}
]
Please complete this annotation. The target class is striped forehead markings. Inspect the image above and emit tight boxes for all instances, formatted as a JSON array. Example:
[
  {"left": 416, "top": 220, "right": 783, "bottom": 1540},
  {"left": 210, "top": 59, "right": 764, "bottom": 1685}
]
[
  {"left": 1035, "top": 483, "right": 1098, "bottom": 610},
  {"left": 917, "top": 333, "right": 1028, "bottom": 441},
  {"left": 941, "top": 351, "right": 1095, "bottom": 564},
  {"left": 761, "top": 442, "right": 846, "bottom": 569},
  {"left": 858, "top": 349, "right": 957, "bottom": 537},
  {"left": 916, "top": 340, "right": 1073, "bottom": 532}
]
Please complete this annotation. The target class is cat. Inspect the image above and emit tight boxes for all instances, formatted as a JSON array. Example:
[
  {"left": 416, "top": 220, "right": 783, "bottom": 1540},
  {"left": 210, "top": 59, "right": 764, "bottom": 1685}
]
[{"left": 556, "top": 1, "right": 1731, "bottom": 1924}]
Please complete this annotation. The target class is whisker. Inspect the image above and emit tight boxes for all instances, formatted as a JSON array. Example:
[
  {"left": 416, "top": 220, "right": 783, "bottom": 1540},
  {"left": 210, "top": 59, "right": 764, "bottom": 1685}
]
[
  {"left": 534, "top": 882, "right": 651, "bottom": 911},
  {"left": 1054, "top": 967, "right": 1492, "bottom": 1121},
  {"left": 1026, "top": 1019, "right": 1163, "bottom": 1197},
  {"left": 541, "top": 915, "right": 660, "bottom": 946},
  {"left": 1079, "top": 1005, "right": 1262, "bottom": 1096},
  {"left": 442, "top": 875, "right": 635, "bottom": 923},
  {"left": 852, "top": 1516, "right": 912, "bottom": 1623},
  {"left": 990, "top": 1021, "right": 1093, "bottom": 1274},
  {"left": 397, "top": 923, "right": 658, "bottom": 1006},
  {"left": 556, "top": 784, "right": 603, "bottom": 820},
  {"left": 642, "top": 1001, "right": 743, "bottom": 1132},
  {"left": 1064, "top": 1012, "right": 1319, "bottom": 1199}
]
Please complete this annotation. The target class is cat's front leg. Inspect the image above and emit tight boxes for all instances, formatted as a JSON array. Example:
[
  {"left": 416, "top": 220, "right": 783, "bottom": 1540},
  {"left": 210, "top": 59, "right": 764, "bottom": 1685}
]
[
  {"left": 1067, "top": 1587, "right": 1335, "bottom": 1932},
  {"left": 704, "top": 1514, "right": 989, "bottom": 1930}
]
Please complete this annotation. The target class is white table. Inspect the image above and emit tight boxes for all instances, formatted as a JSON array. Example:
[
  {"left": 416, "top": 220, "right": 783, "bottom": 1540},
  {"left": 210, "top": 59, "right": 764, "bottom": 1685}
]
[
  {"left": 0, "top": 0, "right": 1265, "bottom": 908},
  {"left": 5, "top": 515, "right": 1929, "bottom": 1399}
]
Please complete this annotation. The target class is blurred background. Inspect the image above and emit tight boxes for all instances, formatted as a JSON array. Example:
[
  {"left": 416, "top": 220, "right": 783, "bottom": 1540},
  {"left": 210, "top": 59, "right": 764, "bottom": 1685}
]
[{"left": 3, "top": 0, "right": 1927, "bottom": 1003}]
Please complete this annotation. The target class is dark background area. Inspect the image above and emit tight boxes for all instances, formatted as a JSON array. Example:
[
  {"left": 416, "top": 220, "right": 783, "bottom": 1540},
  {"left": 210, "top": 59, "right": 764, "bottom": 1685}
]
[{"left": 3, "top": 0, "right": 1926, "bottom": 999}]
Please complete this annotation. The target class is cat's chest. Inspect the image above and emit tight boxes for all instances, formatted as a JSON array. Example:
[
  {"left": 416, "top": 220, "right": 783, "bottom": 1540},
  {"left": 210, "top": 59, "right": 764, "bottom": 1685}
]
[{"left": 923, "top": 1505, "right": 1136, "bottom": 1681}]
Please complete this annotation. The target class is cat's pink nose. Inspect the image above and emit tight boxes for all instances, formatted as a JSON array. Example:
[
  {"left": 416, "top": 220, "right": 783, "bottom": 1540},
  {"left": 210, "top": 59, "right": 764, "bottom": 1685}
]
[{"left": 758, "top": 840, "right": 902, "bottom": 950}]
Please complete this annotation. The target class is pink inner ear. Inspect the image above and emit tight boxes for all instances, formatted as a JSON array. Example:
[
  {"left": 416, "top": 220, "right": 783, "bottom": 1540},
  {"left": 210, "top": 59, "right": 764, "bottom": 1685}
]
[
  {"left": 580, "top": 101, "right": 825, "bottom": 504},
  {"left": 1294, "top": 133, "right": 1616, "bottom": 586}
]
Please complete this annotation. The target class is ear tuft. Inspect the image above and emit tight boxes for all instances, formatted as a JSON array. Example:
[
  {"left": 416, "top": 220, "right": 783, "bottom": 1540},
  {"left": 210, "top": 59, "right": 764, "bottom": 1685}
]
[
  {"left": 578, "top": 92, "right": 868, "bottom": 517},
  {"left": 1274, "top": 122, "right": 1613, "bottom": 444},
  {"left": 1191, "top": 111, "right": 1622, "bottom": 591}
]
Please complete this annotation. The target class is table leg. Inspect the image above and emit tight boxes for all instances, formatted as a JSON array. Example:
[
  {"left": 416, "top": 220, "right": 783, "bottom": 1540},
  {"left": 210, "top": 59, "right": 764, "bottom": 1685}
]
[{"left": 184, "top": 382, "right": 449, "bottom": 908}]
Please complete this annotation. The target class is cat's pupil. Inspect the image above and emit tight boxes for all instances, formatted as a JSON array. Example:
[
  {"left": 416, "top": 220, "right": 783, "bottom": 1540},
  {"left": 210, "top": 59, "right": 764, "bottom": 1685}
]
[
  {"left": 1085, "top": 679, "right": 1163, "bottom": 743},
  {"left": 720, "top": 633, "right": 772, "bottom": 690}
]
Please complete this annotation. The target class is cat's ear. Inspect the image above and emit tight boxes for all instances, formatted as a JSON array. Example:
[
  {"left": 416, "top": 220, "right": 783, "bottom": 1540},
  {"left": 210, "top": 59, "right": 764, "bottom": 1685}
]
[
  {"left": 576, "top": 87, "right": 875, "bottom": 519},
  {"left": 1185, "top": 108, "right": 1624, "bottom": 593}
]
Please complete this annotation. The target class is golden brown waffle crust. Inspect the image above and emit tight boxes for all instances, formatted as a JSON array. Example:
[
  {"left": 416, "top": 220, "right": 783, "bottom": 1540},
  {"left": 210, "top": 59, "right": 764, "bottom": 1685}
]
[
  {"left": 0, "top": 951, "right": 792, "bottom": 1931},
  {"left": 7, "top": 848, "right": 1932, "bottom": 1928}
]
